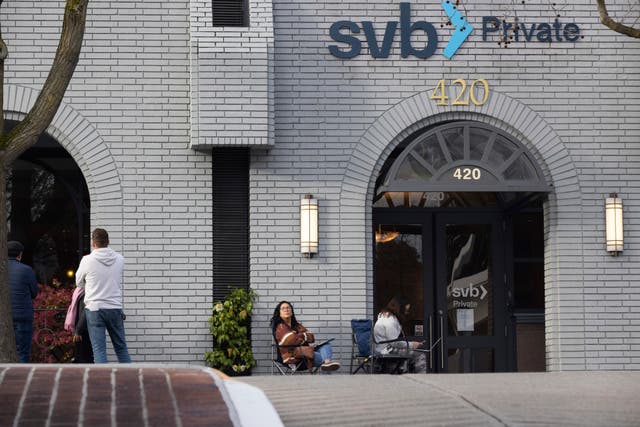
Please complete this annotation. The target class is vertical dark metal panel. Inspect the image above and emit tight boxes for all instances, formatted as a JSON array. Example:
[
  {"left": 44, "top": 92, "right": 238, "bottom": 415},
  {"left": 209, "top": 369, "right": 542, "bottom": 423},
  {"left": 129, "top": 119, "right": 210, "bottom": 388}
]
[
  {"left": 212, "top": 148, "right": 249, "bottom": 302},
  {"left": 212, "top": 0, "right": 248, "bottom": 27}
]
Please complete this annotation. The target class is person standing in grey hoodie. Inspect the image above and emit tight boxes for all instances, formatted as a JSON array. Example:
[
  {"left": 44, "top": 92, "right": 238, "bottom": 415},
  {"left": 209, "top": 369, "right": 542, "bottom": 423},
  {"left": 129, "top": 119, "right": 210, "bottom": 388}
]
[{"left": 76, "top": 228, "right": 131, "bottom": 363}]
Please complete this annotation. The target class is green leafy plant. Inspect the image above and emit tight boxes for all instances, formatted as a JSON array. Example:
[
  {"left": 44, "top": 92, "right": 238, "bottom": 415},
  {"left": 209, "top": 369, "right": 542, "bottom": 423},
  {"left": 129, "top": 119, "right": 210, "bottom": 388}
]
[{"left": 204, "top": 288, "right": 256, "bottom": 376}]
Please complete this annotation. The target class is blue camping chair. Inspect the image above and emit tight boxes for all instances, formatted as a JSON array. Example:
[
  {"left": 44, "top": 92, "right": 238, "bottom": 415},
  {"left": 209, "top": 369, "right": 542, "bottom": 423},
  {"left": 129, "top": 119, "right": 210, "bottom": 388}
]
[{"left": 350, "top": 319, "right": 374, "bottom": 374}]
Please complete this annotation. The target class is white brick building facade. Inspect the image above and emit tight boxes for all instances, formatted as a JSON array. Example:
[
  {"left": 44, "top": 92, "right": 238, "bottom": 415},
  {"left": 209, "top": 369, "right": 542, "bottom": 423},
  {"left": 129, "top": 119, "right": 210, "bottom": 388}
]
[{"left": 2, "top": 0, "right": 639, "bottom": 372}]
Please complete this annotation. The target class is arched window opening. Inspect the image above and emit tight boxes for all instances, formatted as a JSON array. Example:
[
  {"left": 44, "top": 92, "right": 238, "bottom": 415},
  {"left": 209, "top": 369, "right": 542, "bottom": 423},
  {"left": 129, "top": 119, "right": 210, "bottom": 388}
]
[
  {"left": 374, "top": 121, "right": 549, "bottom": 210},
  {"left": 5, "top": 121, "right": 90, "bottom": 285}
]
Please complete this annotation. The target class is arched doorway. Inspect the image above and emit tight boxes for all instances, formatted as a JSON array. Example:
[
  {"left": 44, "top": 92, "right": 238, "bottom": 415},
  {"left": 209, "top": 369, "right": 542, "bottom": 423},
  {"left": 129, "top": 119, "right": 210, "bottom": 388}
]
[
  {"left": 5, "top": 121, "right": 90, "bottom": 286},
  {"left": 373, "top": 121, "right": 548, "bottom": 373}
]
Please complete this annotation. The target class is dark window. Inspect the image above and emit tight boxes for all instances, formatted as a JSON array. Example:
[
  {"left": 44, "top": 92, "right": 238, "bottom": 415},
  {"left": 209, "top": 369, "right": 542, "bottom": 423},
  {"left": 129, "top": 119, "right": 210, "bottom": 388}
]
[
  {"left": 212, "top": 148, "right": 249, "bottom": 301},
  {"left": 511, "top": 209, "right": 545, "bottom": 372},
  {"left": 212, "top": 0, "right": 248, "bottom": 27},
  {"left": 513, "top": 213, "right": 544, "bottom": 258},
  {"left": 513, "top": 263, "right": 544, "bottom": 309},
  {"left": 512, "top": 212, "right": 544, "bottom": 310},
  {"left": 5, "top": 121, "right": 90, "bottom": 285}
]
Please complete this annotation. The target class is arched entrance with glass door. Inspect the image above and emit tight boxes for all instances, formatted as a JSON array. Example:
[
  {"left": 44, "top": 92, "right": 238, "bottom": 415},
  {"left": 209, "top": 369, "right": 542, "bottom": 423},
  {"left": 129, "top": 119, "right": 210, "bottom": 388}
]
[{"left": 373, "top": 121, "right": 549, "bottom": 373}]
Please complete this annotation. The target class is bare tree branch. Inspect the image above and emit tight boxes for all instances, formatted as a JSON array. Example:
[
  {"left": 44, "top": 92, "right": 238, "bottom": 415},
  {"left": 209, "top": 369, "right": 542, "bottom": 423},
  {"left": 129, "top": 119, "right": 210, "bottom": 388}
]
[
  {"left": 1, "top": 15, "right": 6, "bottom": 139},
  {"left": 0, "top": 0, "right": 14, "bottom": 364},
  {"left": 1, "top": 0, "right": 89, "bottom": 163},
  {"left": 1, "top": 36, "right": 6, "bottom": 139},
  {"left": 597, "top": 0, "right": 640, "bottom": 38},
  {"left": 0, "top": 0, "right": 89, "bottom": 362}
]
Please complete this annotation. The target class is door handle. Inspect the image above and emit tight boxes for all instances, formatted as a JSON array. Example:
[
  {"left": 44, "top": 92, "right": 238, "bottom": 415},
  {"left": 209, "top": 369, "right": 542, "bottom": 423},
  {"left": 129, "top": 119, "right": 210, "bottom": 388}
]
[
  {"left": 438, "top": 310, "right": 444, "bottom": 370},
  {"left": 428, "top": 315, "right": 433, "bottom": 371}
]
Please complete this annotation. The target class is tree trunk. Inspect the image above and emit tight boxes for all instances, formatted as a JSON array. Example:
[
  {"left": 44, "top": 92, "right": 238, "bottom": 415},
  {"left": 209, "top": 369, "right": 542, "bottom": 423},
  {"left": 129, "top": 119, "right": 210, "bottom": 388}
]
[
  {"left": 0, "top": 160, "right": 17, "bottom": 362},
  {"left": 1, "top": 35, "right": 5, "bottom": 133},
  {"left": 0, "top": 0, "right": 89, "bottom": 362},
  {"left": 0, "top": 4, "right": 17, "bottom": 363},
  {"left": 597, "top": 0, "right": 640, "bottom": 39}
]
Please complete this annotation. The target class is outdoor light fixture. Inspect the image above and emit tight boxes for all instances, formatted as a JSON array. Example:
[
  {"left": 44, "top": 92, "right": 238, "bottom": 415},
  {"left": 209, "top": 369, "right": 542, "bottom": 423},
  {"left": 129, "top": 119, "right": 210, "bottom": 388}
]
[
  {"left": 300, "top": 194, "right": 318, "bottom": 257},
  {"left": 605, "top": 193, "right": 623, "bottom": 256}
]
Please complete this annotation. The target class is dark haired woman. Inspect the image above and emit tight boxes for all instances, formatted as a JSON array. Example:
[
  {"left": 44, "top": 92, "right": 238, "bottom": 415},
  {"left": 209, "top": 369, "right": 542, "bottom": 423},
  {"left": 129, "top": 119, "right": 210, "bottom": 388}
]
[{"left": 271, "top": 301, "right": 340, "bottom": 372}]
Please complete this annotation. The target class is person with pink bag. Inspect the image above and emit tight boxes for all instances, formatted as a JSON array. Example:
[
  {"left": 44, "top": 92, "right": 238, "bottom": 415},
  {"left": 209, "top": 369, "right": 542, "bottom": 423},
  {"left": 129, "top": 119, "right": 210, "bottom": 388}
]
[{"left": 64, "top": 287, "right": 94, "bottom": 363}]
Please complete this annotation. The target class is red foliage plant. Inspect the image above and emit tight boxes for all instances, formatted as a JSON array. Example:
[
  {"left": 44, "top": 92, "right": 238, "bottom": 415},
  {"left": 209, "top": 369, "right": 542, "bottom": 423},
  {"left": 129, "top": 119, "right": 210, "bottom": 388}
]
[{"left": 31, "top": 280, "right": 74, "bottom": 363}]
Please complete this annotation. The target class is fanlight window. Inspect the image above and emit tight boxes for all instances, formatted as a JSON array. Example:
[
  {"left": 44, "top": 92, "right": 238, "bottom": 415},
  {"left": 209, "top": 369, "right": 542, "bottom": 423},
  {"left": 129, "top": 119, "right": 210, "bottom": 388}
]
[{"left": 377, "top": 122, "right": 549, "bottom": 195}]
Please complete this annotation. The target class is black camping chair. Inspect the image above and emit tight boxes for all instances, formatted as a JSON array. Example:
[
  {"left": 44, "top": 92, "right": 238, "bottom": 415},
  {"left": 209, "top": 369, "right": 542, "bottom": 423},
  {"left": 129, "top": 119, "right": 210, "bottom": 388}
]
[{"left": 271, "top": 340, "right": 309, "bottom": 375}]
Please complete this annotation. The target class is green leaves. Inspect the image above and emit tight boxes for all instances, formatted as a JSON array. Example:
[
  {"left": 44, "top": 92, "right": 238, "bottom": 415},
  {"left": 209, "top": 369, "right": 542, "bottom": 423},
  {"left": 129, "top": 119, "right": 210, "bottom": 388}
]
[{"left": 204, "top": 288, "right": 256, "bottom": 375}]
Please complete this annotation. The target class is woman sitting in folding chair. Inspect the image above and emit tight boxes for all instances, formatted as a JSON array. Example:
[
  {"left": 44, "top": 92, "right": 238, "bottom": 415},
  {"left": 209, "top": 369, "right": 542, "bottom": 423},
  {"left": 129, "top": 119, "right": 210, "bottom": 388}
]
[
  {"left": 271, "top": 301, "right": 340, "bottom": 373},
  {"left": 374, "top": 295, "right": 426, "bottom": 373}
]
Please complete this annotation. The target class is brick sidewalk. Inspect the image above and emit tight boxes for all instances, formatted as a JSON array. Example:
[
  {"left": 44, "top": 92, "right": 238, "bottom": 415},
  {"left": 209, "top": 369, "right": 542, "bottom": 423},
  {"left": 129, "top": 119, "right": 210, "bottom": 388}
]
[{"left": 0, "top": 365, "right": 234, "bottom": 426}]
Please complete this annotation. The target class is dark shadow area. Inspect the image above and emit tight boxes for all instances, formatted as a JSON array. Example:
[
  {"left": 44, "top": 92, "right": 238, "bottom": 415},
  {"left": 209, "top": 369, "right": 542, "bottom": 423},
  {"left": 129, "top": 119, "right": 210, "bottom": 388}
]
[{"left": 5, "top": 120, "right": 90, "bottom": 285}]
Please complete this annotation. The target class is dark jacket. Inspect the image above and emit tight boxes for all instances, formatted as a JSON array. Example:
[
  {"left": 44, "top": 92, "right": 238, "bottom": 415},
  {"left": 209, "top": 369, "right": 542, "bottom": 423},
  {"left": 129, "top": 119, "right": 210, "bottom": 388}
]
[
  {"left": 74, "top": 294, "right": 88, "bottom": 336},
  {"left": 8, "top": 258, "right": 38, "bottom": 321},
  {"left": 73, "top": 292, "right": 94, "bottom": 363}
]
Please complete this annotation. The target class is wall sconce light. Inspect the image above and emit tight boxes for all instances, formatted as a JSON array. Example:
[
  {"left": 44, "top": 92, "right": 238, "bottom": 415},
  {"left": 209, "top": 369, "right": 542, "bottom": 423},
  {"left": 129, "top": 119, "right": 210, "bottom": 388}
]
[
  {"left": 300, "top": 194, "right": 318, "bottom": 257},
  {"left": 605, "top": 193, "right": 623, "bottom": 256}
]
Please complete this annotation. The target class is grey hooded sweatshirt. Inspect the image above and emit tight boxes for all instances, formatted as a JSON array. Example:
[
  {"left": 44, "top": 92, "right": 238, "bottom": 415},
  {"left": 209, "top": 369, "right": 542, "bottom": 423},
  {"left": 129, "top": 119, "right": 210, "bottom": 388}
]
[{"left": 75, "top": 247, "right": 124, "bottom": 311}]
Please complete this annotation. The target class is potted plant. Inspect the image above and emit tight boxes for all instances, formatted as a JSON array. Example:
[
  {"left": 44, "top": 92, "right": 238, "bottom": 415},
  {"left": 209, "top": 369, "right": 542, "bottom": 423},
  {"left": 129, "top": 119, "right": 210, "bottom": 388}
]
[{"left": 205, "top": 288, "right": 256, "bottom": 376}]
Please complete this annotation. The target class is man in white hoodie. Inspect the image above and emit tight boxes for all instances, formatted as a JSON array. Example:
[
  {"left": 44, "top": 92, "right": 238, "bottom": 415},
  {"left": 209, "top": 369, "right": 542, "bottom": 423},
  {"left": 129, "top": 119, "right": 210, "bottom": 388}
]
[{"left": 76, "top": 228, "right": 131, "bottom": 363}]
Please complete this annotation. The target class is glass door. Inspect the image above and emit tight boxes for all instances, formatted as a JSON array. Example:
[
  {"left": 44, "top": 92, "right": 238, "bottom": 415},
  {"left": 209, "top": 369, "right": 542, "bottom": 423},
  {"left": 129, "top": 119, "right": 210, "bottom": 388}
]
[
  {"left": 373, "top": 211, "right": 507, "bottom": 373},
  {"left": 374, "top": 212, "right": 433, "bottom": 344},
  {"left": 435, "top": 213, "right": 506, "bottom": 372}
]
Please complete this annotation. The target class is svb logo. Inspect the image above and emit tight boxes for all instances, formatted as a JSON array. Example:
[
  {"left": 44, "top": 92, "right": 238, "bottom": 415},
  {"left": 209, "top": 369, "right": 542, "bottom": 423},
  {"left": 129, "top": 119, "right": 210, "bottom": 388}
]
[
  {"left": 440, "top": 1, "right": 472, "bottom": 58},
  {"left": 328, "top": 2, "right": 472, "bottom": 60},
  {"left": 328, "top": 1, "right": 581, "bottom": 60}
]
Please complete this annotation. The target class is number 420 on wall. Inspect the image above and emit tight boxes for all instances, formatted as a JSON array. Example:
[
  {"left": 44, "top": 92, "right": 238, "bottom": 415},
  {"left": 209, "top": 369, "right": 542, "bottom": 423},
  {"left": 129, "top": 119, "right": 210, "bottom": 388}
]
[{"left": 431, "top": 78, "right": 490, "bottom": 106}]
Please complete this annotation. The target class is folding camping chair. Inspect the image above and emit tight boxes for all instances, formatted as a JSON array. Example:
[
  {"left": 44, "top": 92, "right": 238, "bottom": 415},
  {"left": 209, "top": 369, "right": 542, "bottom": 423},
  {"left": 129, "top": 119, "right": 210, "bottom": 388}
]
[
  {"left": 270, "top": 323, "right": 333, "bottom": 375},
  {"left": 350, "top": 318, "right": 432, "bottom": 374},
  {"left": 271, "top": 338, "right": 310, "bottom": 375},
  {"left": 350, "top": 319, "right": 375, "bottom": 374}
]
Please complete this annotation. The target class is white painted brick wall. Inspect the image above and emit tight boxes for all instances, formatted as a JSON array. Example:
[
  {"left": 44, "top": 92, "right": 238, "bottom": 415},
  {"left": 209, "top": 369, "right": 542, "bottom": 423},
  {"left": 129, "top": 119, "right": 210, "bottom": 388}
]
[
  {"left": 2, "top": 0, "right": 639, "bottom": 372},
  {"left": 190, "top": 0, "right": 274, "bottom": 147},
  {"left": 249, "top": 0, "right": 640, "bottom": 373},
  {"left": 3, "top": 0, "right": 213, "bottom": 364}
]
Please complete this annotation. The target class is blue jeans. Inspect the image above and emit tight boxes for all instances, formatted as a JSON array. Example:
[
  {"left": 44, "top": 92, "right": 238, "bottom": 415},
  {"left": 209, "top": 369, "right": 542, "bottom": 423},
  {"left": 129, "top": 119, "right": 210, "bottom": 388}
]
[
  {"left": 313, "top": 343, "right": 334, "bottom": 374},
  {"left": 13, "top": 319, "right": 33, "bottom": 363},
  {"left": 85, "top": 309, "right": 131, "bottom": 363}
]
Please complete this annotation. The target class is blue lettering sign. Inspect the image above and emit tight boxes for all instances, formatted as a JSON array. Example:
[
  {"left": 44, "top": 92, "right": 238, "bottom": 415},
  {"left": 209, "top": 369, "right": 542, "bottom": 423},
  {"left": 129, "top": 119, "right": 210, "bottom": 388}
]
[
  {"left": 328, "top": 5, "right": 582, "bottom": 60},
  {"left": 328, "top": 3, "right": 438, "bottom": 59},
  {"left": 482, "top": 17, "right": 581, "bottom": 43},
  {"left": 328, "top": 21, "right": 362, "bottom": 59},
  {"left": 400, "top": 3, "right": 438, "bottom": 59},
  {"left": 441, "top": 0, "right": 473, "bottom": 59},
  {"left": 362, "top": 21, "right": 397, "bottom": 58},
  {"left": 564, "top": 23, "right": 580, "bottom": 42}
]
